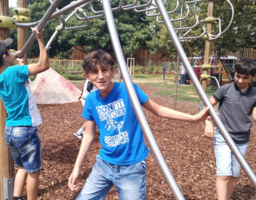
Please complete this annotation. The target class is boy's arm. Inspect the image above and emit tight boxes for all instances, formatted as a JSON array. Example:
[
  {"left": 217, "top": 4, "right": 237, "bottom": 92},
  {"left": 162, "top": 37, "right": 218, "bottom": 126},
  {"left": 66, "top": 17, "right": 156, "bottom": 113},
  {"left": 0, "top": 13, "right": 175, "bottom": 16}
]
[
  {"left": 68, "top": 120, "right": 96, "bottom": 191},
  {"left": 252, "top": 107, "right": 256, "bottom": 122},
  {"left": 142, "top": 99, "right": 209, "bottom": 123},
  {"left": 204, "top": 96, "right": 219, "bottom": 138},
  {"left": 27, "top": 28, "right": 49, "bottom": 76}
]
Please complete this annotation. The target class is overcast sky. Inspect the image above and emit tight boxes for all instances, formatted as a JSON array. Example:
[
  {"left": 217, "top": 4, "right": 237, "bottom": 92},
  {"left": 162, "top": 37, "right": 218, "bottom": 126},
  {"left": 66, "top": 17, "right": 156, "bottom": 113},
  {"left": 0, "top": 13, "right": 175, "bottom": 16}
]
[{"left": 9, "top": 0, "right": 17, "bottom": 8}]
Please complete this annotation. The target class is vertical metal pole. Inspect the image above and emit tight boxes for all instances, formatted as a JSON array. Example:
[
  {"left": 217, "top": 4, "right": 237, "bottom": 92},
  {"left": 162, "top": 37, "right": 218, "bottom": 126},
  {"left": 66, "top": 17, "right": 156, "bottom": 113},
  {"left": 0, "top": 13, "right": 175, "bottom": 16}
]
[
  {"left": 174, "top": 4, "right": 183, "bottom": 110},
  {"left": 133, "top": 58, "right": 135, "bottom": 79},
  {"left": 102, "top": 1, "right": 186, "bottom": 199},
  {"left": 0, "top": 2, "right": 15, "bottom": 199},
  {"left": 155, "top": 0, "right": 256, "bottom": 187}
]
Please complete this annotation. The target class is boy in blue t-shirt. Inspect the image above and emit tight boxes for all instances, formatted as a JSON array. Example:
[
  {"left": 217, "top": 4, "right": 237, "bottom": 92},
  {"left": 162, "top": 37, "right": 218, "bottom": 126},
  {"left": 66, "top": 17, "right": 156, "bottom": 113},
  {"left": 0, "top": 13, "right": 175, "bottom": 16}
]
[
  {"left": 0, "top": 28, "right": 49, "bottom": 200},
  {"left": 68, "top": 49, "right": 209, "bottom": 199},
  {"left": 205, "top": 59, "right": 256, "bottom": 200}
]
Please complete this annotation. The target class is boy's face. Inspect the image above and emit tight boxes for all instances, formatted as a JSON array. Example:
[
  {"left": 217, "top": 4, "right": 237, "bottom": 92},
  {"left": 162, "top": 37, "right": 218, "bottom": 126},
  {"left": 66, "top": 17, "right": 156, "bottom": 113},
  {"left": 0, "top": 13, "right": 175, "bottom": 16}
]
[
  {"left": 234, "top": 72, "right": 254, "bottom": 90},
  {"left": 85, "top": 65, "right": 115, "bottom": 94},
  {"left": 3, "top": 49, "right": 15, "bottom": 66}
]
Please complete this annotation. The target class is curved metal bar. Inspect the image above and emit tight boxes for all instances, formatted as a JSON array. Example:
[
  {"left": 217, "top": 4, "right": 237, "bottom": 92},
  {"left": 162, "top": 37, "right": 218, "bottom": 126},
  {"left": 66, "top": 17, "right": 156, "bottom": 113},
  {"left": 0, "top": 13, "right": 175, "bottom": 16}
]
[
  {"left": 49, "top": 0, "right": 66, "bottom": 31},
  {"left": 89, "top": 0, "right": 123, "bottom": 14},
  {"left": 185, "top": 0, "right": 206, "bottom": 4},
  {"left": 174, "top": 16, "right": 199, "bottom": 30},
  {"left": 66, "top": 10, "right": 78, "bottom": 22},
  {"left": 210, "top": 18, "right": 222, "bottom": 40},
  {"left": 208, "top": 76, "right": 220, "bottom": 88},
  {"left": 16, "top": 0, "right": 92, "bottom": 28},
  {"left": 134, "top": 0, "right": 167, "bottom": 13},
  {"left": 65, "top": 11, "right": 90, "bottom": 30},
  {"left": 156, "top": 4, "right": 189, "bottom": 23},
  {"left": 155, "top": 0, "right": 256, "bottom": 189},
  {"left": 123, "top": 0, "right": 153, "bottom": 11},
  {"left": 122, "top": 0, "right": 139, "bottom": 9},
  {"left": 74, "top": 1, "right": 91, "bottom": 20},
  {"left": 145, "top": 0, "right": 179, "bottom": 17},
  {"left": 211, "top": 0, "right": 234, "bottom": 40},
  {"left": 45, "top": 30, "right": 58, "bottom": 50},
  {"left": 17, "top": 0, "right": 63, "bottom": 57},
  {"left": 88, "top": 13, "right": 105, "bottom": 19},
  {"left": 102, "top": 0, "right": 186, "bottom": 199},
  {"left": 180, "top": 26, "right": 206, "bottom": 40},
  {"left": 16, "top": 20, "right": 40, "bottom": 28},
  {"left": 75, "top": 7, "right": 104, "bottom": 20}
]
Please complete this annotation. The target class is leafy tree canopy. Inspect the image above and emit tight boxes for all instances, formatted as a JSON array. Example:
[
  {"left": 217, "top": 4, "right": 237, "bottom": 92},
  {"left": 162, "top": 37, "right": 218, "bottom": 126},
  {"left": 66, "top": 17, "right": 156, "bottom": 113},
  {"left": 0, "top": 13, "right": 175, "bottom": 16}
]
[
  {"left": 14, "top": 0, "right": 151, "bottom": 59},
  {"left": 148, "top": 0, "right": 256, "bottom": 58}
]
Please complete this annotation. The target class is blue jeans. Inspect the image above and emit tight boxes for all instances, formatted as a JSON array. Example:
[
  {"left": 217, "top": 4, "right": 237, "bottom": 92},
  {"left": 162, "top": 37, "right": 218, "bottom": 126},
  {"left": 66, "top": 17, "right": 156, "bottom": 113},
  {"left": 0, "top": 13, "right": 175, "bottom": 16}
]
[
  {"left": 214, "top": 128, "right": 248, "bottom": 177},
  {"left": 77, "top": 155, "right": 147, "bottom": 200},
  {"left": 179, "top": 74, "right": 185, "bottom": 84},
  {"left": 5, "top": 126, "right": 41, "bottom": 173}
]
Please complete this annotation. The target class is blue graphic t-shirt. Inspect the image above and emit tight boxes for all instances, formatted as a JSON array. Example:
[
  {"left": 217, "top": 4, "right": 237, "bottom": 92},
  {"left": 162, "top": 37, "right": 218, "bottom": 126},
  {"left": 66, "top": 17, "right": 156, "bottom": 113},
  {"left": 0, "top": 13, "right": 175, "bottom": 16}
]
[
  {"left": 82, "top": 82, "right": 149, "bottom": 165},
  {"left": 0, "top": 65, "right": 42, "bottom": 127}
]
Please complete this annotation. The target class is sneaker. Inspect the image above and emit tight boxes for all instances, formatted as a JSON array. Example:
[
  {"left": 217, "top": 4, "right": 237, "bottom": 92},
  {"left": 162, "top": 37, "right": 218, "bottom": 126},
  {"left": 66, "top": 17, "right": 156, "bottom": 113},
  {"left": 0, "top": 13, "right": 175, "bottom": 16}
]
[{"left": 73, "top": 131, "right": 84, "bottom": 140}]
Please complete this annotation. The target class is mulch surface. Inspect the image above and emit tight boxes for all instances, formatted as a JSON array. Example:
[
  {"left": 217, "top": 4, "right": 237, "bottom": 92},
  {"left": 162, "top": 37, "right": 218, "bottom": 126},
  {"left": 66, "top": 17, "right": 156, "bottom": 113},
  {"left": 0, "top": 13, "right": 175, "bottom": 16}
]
[{"left": 21, "top": 83, "right": 256, "bottom": 200}]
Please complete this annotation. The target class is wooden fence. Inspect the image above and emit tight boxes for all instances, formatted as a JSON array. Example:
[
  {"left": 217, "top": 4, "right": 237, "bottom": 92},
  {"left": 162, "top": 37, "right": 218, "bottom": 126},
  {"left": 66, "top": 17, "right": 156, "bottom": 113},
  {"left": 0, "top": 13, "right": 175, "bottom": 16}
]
[
  {"left": 243, "top": 48, "right": 256, "bottom": 60},
  {"left": 72, "top": 47, "right": 171, "bottom": 66}
]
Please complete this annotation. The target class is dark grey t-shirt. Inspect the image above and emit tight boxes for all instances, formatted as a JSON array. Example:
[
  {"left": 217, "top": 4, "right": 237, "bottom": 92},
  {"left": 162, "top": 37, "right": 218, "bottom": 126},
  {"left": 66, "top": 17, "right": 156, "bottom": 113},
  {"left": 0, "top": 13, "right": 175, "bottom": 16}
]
[{"left": 214, "top": 82, "right": 256, "bottom": 144}]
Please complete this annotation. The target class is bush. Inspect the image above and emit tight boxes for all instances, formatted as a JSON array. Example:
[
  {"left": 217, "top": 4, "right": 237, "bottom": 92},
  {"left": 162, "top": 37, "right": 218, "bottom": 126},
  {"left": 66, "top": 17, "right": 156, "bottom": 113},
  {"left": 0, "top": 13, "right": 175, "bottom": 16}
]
[
  {"left": 153, "top": 65, "right": 161, "bottom": 73},
  {"left": 135, "top": 65, "right": 145, "bottom": 73}
]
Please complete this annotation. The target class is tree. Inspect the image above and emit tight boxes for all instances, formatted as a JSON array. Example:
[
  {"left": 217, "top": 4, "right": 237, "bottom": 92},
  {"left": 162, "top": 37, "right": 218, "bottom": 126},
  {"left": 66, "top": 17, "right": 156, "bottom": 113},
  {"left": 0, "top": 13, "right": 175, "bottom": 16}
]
[
  {"left": 22, "top": 0, "right": 152, "bottom": 58},
  {"left": 148, "top": 0, "right": 256, "bottom": 58}
]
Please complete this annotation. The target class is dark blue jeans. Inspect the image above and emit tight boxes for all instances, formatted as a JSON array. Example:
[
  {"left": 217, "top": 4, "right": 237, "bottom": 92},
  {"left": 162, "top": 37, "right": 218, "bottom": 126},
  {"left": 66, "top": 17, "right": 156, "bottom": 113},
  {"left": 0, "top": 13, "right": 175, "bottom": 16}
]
[{"left": 179, "top": 74, "right": 185, "bottom": 84}]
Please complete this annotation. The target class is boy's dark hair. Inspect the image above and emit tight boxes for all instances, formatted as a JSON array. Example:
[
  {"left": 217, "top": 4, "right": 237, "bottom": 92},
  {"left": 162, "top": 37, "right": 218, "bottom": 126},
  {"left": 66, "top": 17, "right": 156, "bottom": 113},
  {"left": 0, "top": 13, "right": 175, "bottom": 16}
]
[
  {"left": 235, "top": 58, "right": 256, "bottom": 76},
  {"left": 0, "top": 43, "right": 10, "bottom": 67},
  {"left": 82, "top": 49, "right": 114, "bottom": 74}
]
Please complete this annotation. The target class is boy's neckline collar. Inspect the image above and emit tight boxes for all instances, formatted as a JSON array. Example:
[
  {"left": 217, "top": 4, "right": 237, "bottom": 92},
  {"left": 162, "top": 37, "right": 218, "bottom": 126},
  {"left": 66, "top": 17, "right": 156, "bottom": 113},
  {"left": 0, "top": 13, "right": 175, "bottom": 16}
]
[
  {"left": 99, "top": 82, "right": 117, "bottom": 100},
  {"left": 234, "top": 82, "right": 252, "bottom": 95}
]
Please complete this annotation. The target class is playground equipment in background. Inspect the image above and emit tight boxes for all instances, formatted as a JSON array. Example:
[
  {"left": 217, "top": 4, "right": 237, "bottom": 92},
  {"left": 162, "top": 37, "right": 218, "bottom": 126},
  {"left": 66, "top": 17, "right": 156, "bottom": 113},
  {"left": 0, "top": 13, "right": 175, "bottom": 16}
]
[
  {"left": 2, "top": 0, "right": 256, "bottom": 199},
  {"left": 189, "top": 55, "right": 237, "bottom": 80},
  {"left": 127, "top": 58, "right": 135, "bottom": 79},
  {"left": 30, "top": 68, "right": 82, "bottom": 104}
]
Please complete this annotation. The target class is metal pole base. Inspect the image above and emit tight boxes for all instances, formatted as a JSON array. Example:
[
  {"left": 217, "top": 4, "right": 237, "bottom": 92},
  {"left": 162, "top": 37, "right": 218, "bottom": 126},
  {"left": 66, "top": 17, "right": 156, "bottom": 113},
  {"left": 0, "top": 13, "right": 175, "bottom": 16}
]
[{"left": 3, "top": 178, "right": 14, "bottom": 200}]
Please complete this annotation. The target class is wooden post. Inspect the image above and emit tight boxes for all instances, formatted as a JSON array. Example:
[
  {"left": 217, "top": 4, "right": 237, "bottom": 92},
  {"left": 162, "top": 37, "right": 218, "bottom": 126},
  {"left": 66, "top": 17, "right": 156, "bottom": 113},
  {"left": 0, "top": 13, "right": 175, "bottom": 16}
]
[
  {"left": 0, "top": 1, "right": 15, "bottom": 199},
  {"left": 202, "top": 1, "right": 214, "bottom": 91},
  {"left": 17, "top": 0, "right": 28, "bottom": 64},
  {"left": 133, "top": 58, "right": 135, "bottom": 79}
]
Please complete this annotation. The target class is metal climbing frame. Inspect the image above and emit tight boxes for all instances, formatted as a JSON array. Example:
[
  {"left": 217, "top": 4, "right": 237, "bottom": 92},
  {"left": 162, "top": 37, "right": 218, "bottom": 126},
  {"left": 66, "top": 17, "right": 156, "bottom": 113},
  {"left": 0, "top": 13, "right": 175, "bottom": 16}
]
[
  {"left": 9, "top": 0, "right": 256, "bottom": 199},
  {"left": 154, "top": 0, "right": 256, "bottom": 190},
  {"left": 102, "top": 1, "right": 185, "bottom": 199}
]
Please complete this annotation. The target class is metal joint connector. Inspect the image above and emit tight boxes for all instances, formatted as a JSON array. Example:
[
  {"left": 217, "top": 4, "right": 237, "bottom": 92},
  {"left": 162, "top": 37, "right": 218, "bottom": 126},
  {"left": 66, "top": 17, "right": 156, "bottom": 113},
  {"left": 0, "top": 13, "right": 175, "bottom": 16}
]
[
  {"left": 204, "top": 34, "right": 213, "bottom": 39},
  {"left": 205, "top": 17, "right": 215, "bottom": 22},
  {"left": 201, "top": 64, "right": 210, "bottom": 69},
  {"left": 200, "top": 74, "right": 209, "bottom": 79},
  {"left": 75, "top": 7, "right": 84, "bottom": 13},
  {"left": 55, "top": 25, "right": 63, "bottom": 31}
]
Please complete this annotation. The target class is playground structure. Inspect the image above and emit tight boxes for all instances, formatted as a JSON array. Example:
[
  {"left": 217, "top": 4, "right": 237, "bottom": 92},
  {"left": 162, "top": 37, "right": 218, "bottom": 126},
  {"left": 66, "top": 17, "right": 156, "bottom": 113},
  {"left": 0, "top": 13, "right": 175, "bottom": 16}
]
[
  {"left": 189, "top": 55, "right": 237, "bottom": 80},
  {"left": 127, "top": 57, "right": 135, "bottom": 79},
  {"left": 1, "top": 0, "right": 256, "bottom": 199}
]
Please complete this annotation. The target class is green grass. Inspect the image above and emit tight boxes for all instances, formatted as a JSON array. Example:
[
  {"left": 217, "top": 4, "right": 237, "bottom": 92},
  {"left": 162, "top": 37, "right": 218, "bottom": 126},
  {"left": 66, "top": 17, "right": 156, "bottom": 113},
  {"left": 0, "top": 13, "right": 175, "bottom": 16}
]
[
  {"left": 146, "top": 82, "right": 218, "bottom": 102},
  {"left": 134, "top": 73, "right": 176, "bottom": 79},
  {"left": 62, "top": 74, "right": 85, "bottom": 80}
]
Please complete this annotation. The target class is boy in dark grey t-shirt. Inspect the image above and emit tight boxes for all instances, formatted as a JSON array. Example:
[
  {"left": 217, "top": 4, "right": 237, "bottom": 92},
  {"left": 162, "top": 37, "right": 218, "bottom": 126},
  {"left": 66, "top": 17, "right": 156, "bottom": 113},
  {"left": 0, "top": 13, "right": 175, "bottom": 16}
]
[{"left": 205, "top": 59, "right": 256, "bottom": 200}]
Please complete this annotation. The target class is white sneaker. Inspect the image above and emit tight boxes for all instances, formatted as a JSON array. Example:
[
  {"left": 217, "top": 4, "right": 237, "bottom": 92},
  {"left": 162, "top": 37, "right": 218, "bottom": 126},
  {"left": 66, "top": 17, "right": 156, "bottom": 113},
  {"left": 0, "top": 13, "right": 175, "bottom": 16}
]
[{"left": 73, "top": 131, "right": 84, "bottom": 140}]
